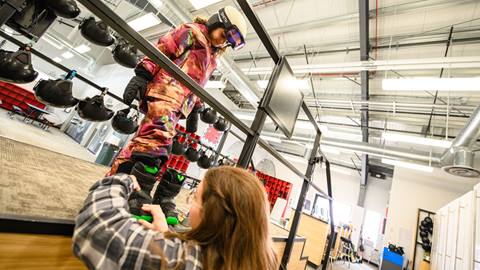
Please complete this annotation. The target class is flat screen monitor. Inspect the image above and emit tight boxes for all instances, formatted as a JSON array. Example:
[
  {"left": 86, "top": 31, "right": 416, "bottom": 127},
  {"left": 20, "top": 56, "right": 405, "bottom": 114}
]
[{"left": 263, "top": 57, "right": 304, "bottom": 139}]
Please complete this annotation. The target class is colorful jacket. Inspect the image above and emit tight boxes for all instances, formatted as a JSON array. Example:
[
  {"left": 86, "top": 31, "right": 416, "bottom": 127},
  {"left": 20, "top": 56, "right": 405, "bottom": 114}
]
[{"left": 140, "top": 23, "right": 218, "bottom": 118}]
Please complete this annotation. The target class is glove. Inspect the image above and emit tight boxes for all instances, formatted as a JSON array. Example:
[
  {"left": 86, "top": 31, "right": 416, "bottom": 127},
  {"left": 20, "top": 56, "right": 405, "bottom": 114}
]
[
  {"left": 186, "top": 105, "right": 203, "bottom": 133},
  {"left": 123, "top": 65, "right": 154, "bottom": 105},
  {"left": 186, "top": 110, "right": 199, "bottom": 133}
]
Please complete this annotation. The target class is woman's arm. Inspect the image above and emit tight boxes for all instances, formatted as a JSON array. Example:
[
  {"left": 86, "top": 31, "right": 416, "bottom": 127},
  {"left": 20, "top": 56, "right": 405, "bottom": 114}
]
[{"left": 72, "top": 174, "right": 199, "bottom": 269}]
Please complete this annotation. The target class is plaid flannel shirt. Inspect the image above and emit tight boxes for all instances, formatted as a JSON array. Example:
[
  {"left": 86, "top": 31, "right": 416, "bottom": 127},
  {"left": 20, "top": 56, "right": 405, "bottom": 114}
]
[{"left": 73, "top": 174, "right": 203, "bottom": 270}]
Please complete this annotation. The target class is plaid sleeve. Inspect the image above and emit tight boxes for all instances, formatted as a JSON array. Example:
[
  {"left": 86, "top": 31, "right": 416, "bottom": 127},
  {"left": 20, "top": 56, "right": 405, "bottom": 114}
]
[
  {"left": 72, "top": 174, "right": 203, "bottom": 270},
  {"left": 140, "top": 25, "right": 194, "bottom": 77}
]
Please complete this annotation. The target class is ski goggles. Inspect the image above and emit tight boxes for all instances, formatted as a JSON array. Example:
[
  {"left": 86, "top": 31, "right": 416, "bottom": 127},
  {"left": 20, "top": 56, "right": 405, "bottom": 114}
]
[{"left": 225, "top": 26, "right": 245, "bottom": 50}]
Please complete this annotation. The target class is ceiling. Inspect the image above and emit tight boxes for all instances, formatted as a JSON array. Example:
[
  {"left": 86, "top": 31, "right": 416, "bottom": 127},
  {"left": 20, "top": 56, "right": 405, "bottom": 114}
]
[{"left": 4, "top": 0, "right": 480, "bottom": 176}]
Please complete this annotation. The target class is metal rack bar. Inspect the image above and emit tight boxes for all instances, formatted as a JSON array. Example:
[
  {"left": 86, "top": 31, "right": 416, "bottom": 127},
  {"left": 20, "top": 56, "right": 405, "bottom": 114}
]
[{"left": 0, "top": 30, "right": 127, "bottom": 105}]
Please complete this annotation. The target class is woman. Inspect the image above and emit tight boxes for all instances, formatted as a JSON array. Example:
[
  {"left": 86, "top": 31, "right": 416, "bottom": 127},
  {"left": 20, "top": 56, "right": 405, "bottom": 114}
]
[
  {"left": 108, "top": 6, "right": 247, "bottom": 176},
  {"left": 73, "top": 166, "right": 279, "bottom": 270}
]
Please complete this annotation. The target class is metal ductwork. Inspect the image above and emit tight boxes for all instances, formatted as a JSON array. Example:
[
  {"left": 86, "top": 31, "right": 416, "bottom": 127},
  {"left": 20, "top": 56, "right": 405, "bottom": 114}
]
[
  {"left": 320, "top": 137, "right": 441, "bottom": 164},
  {"left": 441, "top": 106, "right": 480, "bottom": 178}
]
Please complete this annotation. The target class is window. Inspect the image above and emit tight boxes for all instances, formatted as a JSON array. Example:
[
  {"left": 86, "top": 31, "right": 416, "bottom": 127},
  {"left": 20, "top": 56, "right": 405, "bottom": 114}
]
[
  {"left": 311, "top": 196, "right": 354, "bottom": 226},
  {"left": 312, "top": 194, "right": 329, "bottom": 221},
  {"left": 333, "top": 201, "right": 352, "bottom": 226},
  {"left": 363, "top": 210, "right": 382, "bottom": 244}
]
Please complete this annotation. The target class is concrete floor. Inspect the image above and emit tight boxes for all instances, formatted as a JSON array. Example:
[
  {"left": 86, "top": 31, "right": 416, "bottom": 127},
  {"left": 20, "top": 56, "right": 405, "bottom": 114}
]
[
  {"left": 0, "top": 136, "right": 109, "bottom": 220},
  {"left": 0, "top": 108, "right": 95, "bottom": 162}
]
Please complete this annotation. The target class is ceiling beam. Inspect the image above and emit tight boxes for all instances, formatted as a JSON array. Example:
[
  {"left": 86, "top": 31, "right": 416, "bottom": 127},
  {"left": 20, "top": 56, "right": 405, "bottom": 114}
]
[
  {"left": 424, "top": 27, "right": 454, "bottom": 136},
  {"left": 358, "top": 0, "right": 369, "bottom": 205}
]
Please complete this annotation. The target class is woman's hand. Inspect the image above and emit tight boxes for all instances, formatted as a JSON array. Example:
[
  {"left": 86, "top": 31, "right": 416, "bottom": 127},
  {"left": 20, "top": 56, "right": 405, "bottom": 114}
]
[{"left": 138, "top": 204, "right": 169, "bottom": 233}]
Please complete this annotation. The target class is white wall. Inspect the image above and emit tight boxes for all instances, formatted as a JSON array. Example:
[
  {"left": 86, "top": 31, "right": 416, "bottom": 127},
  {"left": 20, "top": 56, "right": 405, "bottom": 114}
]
[
  {"left": 364, "top": 177, "right": 392, "bottom": 214},
  {"left": 384, "top": 166, "right": 480, "bottom": 263}
]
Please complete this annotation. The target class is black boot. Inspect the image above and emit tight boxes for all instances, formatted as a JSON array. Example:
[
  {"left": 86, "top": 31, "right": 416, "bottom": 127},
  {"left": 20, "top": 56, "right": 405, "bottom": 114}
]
[
  {"left": 127, "top": 162, "right": 156, "bottom": 219},
  {"left": 117, "top": 152, "right": 166, "bottom": 222},
  {"left": 152, "top": 169, "right": 185, "bottom": 225}
]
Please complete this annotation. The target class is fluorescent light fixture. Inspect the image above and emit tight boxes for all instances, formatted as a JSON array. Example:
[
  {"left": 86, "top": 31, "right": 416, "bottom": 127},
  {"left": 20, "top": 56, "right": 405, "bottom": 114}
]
[
  {"left": 74, "top": 44, "right": 91, "bottom": 53},
  {"left": 382, "top": 132, "right": 451, "bottom": 148},
  {"left": 189, "top": 0, "right": 222, "bottom": 9},
  {"left": 205, "top": 80, "right": 226, "bottom": 89},
  {"left": 382, "top": 78, "right": 480, "bottom": 91},
  {"left": 61, "top": 51, "right": 74, "bottom": 59},
  {"left": 236, "top": 114, "right": 254, "bottom": 121},
  {"left": 321, "top": 146, "right": 341, "bottom": 154},
  {"left": 4, "top": 27, "right": 13, "bottom": 35},
  {"left": 257, "top": 79, "right": 310, "bottom": 90},
  {"left": 294, "top": 120, "right": 328, "bottom": 133},
  {"left": 260, "top": 135, "right": 281, "bottom": 143},
  {"left": 284, "top": 155, "right": 307, "bottom": 164},
  {"left": 330, "top": 166, "right": 353, "bottom": 175},
  {"left": 257, "top": 80, "right": 268, "bottom": 89},
  {"left": 42, "top": 36, "right": 64, "bottom": 50},
  {"left": 148, "top": 0, "right": 163, "bottom": 8},
  {"left": 381, "top": 158, "right": 434, "bottom": 173},
  {"left": 128, "top": 12, "right": 161, "bottom": 32},
  {"left": 53, "top": 57, "right": 62, "bottom": 63}
]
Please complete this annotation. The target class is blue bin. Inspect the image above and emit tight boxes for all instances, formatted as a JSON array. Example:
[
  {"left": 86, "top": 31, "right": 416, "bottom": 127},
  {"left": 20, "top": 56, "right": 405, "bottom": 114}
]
[{"left": 382, "top": 247, "right": 403, "bottom": 267}]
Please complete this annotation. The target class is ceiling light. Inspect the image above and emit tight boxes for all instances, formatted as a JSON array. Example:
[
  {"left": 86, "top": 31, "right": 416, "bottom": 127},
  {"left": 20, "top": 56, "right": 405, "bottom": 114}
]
[
  {"left": 236, "top": 114, "right": 254, "bottom": 121},
  {"left": 382, "top": 78, "right": 480, "bottom": 91},
  {"left": 382, "top": 132, "right": 451, "bottom": 148},
  {"left": 257, "top": 79, "right": 310, "bottom": 90},
  {"left": 330, "top": 166, "right": 353, "bottom": 175},
  {"left": 284, "top": 155, "right": 307, "bottom": 164},
  {"left": 189, "top": 0, "right": 222, "bottom": 9},
  {"left": 324, "top": 130, "right": 362, "bottom": 141},
  {"left": 148, "top": 0, "right": 163, "bottom": 8},
  {"left": 53, "top": 57, "right": 62, "bottom": 63},
  {"left": 74, "top": 44, "right": 91, "bottom": 53},
  {"left": 260, "top": 135, "right": 281, "bottom": 143},
  {"left": 205, "top": 80, "right": 226, "bottom": 89},
  {"left": 61, "top": 51, "right": 74, "bottom": 59},
  {"left": 381, "top": 158, "right": 434, "bottom": 173},
  {"left": 42, "top": 36, "right": 64, "bottom": 50},
  {"left": 257, "top": 80, "right": 268, "bottom": 89},
  {"left": 294, "top": 120, "right": 328, "bottom": 133},
  {"left": 4, "top": 27, "right": 13, "bottom": 35},
  {"left": 128, "top": 12, "right": 161, "bottom": 32},
  {"left": 321, "top": 146, "right": 341, "bottom": 154}
]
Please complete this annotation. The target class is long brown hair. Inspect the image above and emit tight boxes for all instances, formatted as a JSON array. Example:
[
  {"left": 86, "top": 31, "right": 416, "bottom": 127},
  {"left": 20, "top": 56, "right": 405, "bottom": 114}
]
[{"left": 167, "top": 166, "right": 278, "bottom": 270}]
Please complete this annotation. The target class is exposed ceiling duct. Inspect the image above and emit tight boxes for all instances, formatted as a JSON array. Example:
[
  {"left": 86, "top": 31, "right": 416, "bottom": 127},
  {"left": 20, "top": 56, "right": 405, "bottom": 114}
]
[
  {"left": 441, "top": 106, "right": 480, "bottom": 178},
  {"left": 320, "top": 137, "right": 441, "bottom": 165},
  {"left": 241, "top": 56, "right": 480, "bottom": 76}
]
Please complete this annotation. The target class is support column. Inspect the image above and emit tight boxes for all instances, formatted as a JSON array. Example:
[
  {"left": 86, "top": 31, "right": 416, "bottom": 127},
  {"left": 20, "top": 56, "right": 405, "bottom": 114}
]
[
  {"left": 322, "top": 160, "right": 335, "bottom": 270},
  {"left": 358, "top": 0, "right": 370, "bottom": 206},
  {"left": 281, "top": 133, "right": 321, "bottom": 268}
]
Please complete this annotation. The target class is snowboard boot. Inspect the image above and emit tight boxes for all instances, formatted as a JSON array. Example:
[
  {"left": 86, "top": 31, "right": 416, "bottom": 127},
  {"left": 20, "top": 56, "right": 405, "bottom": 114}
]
[
  {"left": 152, "top": 168, "right": 186, "bottom": 226},
  {"left": 117, "top": 152, "right": 166, "bottom": 223}
]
